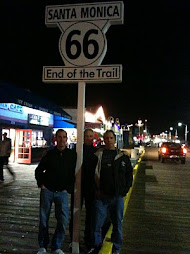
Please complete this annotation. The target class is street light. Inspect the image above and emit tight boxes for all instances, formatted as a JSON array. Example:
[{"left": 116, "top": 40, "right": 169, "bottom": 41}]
[
  {"left": 114, "top": 118, "right": 121, "bottom": 133},
  {"left": 169, "top": 126, "right": 178, "bottom": 139},
  {"left": 144, "top": 119, "right": 148, "bottom": 133},
  {"left": 135, "top": 119, "right": 144, "bottom": 142},
  {"left": 165, "top": 130, "right": 168, "bottom": 140},
  {"left": 126, "top": 124, "right": 133, "bottom": 130},
  {"left": 107, "top": 116, "right": 114, "bottom": 130},
  {"left": 178, "top": 122, "right": 188, "bottom": 143},
  {"left": 115, "top": 118, "right": 120, "bottom": 128},
  {"left": 169, "top": 127, "right": 173, "bottom": 140}
]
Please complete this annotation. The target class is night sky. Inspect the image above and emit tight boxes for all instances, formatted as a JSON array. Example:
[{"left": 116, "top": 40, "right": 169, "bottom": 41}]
[{"left": 1, "top": 0, "right": 190, "bottom": 135}]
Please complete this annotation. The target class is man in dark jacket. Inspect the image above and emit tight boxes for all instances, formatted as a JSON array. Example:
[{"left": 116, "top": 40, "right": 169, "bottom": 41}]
[
  {"left": 69, "top": 129, "right": 97, "bottom": 251},
  {"left": 81, "top": 129, "right": 98, "bottom": 248},
  {"left": 88, "top": 130, "right": 133, "bottom": 254},
  {"left": 35, "top": 129, "right": 77, "bottom": 254}
]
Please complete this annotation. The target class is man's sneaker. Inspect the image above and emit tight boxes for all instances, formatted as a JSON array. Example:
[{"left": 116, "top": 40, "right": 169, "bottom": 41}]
[
  {"left": 52, "top": 249, "right": 65, "bottom": 254},
  {"left": 36, "top": 248, "right": 47, "bottom": 254}
]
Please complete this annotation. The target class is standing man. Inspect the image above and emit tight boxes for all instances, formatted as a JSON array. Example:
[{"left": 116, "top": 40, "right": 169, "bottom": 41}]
[
  {"left": 69, "top": 129, "right": 98, "bottom": 251},
  {"left": 81, "top": 129, "right": 98, "bottom": 249},
  {"left": 0, "top": 132, "right": 15, "bottom": 182},
  {"left": 88, "top": 130, "right": 133, "bottom": 254},
  {"left": 35, "top": 129, "right": 77, "bottom": 254}
]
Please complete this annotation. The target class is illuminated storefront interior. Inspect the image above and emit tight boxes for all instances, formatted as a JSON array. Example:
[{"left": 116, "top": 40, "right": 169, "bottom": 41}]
[
  {"left": 0, "top": 102, "right": 72, "bottom": 163},
  {"left": 0, "top": 82, "right": 72, "bottom": 163}
]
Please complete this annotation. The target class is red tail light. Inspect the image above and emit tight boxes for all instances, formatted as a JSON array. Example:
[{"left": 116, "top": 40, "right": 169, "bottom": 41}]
[
  {"left": 161, "top": 147, "right": 167, "bottom": 153},
  {"left": 183, "top": 148, "right": 187, "bottom": 154}
]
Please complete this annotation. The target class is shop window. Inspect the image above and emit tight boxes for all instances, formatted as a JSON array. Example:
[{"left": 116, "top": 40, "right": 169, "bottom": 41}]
[{"left": 32, "top": 130, "right": 47, "bottom": 147}]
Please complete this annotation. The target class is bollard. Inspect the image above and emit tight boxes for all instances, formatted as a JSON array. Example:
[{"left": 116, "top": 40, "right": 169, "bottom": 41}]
[
  {"left": 131, "top": 148, "right": 139, "bottom": 159},
  {"left": 130, "top": 148, "right": 139, "bottom": 167},
  {"left": 139, "top": 145, "right": 145, "bottom": 154}
]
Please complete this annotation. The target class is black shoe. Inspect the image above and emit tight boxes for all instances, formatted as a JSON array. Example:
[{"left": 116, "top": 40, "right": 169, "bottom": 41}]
[
  {"left": 85, "top": 241, "right": 91, "bottom": 250},
  {"left": 112, "top": 247, "right": 120, "bottom": 254}
]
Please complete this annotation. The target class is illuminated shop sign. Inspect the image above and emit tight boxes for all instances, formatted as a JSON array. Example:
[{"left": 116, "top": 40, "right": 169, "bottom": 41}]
[
  {"left": 0, "top": 103, "right": 23, "bottom": 113},
  {"left": 28, "top": 114, "right": 50, "bottom": 126}
]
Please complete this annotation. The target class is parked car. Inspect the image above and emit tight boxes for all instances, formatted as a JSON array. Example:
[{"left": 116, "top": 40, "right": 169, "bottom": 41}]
[{"left": 158, "top": 142, "right": 187, "bottom": 164}]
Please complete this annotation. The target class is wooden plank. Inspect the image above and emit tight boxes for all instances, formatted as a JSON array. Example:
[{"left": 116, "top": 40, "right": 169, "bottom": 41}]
[{"left": 121, "top": 148, "right": 190, "bottom": 254}]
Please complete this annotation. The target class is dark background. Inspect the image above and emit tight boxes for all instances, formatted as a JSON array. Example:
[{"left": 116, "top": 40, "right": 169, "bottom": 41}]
[{"left": 1, "top": 0, "right": 190, "bottom": 134}]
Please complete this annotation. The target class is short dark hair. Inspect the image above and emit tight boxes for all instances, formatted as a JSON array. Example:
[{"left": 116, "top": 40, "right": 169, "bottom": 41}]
[
  {"left": 103, "top": 130, "right": 116, "bottom": 139},
  {"left": 84, "top": 128, "right": 94, "bottom": 135},
  {"left": 55, "top": 129, "right": 67, "bottom": 137}
]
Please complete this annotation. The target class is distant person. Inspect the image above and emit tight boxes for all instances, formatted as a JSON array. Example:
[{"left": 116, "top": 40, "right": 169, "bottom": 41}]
[
  {"left": 69, "top": 129, "right": 98, "bottom": 251},
  {"left": 88, "top": 130, "right": 133, "bottom": 254},
  {"left": 0, "top": 132, "right": 15, "bottom": 182},
  {"left": 35, "top": 129, "right": 77, "bottom": 254}
]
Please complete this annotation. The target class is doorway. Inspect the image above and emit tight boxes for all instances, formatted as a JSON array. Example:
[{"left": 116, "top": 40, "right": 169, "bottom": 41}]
[{"left": 15, "top": 129, "right": 32, "bottom": 164}]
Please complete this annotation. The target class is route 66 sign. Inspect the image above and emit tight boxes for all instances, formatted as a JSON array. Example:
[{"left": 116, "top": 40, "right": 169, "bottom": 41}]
[
  {"left": 45, "top": 2, "right": 124, "bottom": 67},
  {"left": 59, "top": 21, "right": 106, "bottom": 67}
]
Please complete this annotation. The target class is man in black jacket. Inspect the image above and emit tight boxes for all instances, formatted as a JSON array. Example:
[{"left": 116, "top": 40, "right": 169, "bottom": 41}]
[
  {"left": 88, "top": 130, "right": 133, "bottom": 254},
  {"left": 81, "top": 129, "right": 98, "bottom": 248},
  {"left": 35, "top": 129, "right": 77, "bottom": 254},
  {"left": 69, "top": 129, "right": 98, "bottom": 251}
]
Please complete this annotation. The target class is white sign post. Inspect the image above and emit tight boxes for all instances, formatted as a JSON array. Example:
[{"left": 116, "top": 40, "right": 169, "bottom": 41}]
[{"left": 43, "top": 2, "right": 124, "bottom": 253}]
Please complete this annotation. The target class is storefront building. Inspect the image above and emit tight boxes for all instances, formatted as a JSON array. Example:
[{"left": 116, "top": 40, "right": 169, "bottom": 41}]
[
  {"left": 0, "top": 102, "right": 55, "bottom": 163},
  {"left": 0, "top": 82, "right": 73, "bottom": 164},
  {"left": 0, "top": 102, "right": 75, "bottom": 163}
]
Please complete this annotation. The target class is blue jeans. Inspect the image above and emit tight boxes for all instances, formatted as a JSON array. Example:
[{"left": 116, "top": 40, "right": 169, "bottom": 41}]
[
  {"left": 38, "top": 188, "right": 69, "bottom": 251},
  {"left": 93, "top": 195, "right": 124, "bottom": 252}
]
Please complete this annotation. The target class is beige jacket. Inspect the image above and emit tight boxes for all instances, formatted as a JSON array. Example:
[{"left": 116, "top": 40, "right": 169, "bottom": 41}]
[{"left": 0, "top": 138, "right": 11, "bottom": 157}]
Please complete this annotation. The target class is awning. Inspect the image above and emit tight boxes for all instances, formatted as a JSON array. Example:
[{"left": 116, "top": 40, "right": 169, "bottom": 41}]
[
  {"left": 0, "top": 81, "right": 71, "bottom": 119},
  {"left": 54, "top": 115, "right": 76, "bottom": 128}
]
